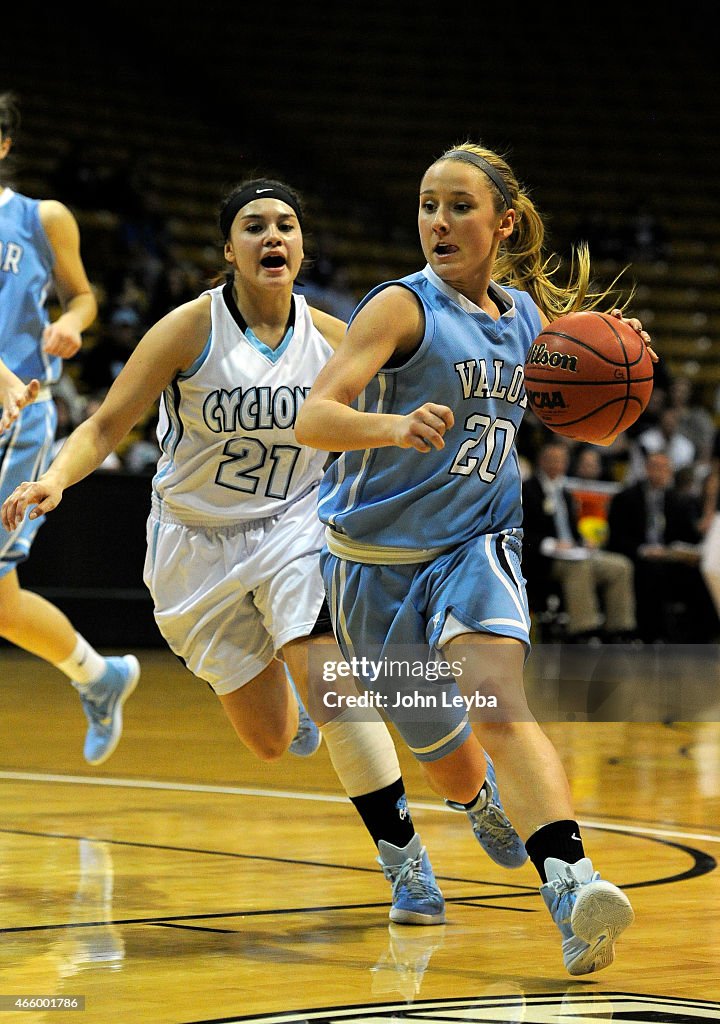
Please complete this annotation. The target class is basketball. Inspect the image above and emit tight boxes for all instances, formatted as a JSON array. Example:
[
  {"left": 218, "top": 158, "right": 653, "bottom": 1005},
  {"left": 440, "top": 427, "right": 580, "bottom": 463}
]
[{"left": 523, "top": 311, "right": 654, "bottom": 443}]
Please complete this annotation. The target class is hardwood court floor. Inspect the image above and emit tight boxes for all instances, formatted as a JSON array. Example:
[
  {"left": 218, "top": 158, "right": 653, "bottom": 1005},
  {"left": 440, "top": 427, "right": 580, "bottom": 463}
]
[{"left": 1, "top": 646, "right": 719, "bottom": 1023}]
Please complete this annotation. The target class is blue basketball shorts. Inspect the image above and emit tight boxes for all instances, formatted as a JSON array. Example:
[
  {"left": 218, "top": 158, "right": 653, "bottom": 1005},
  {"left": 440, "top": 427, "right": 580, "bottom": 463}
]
[
  {"left": 0, "top": 397, "right": 57, "bottom": 578},
  {"left": 320, "top": 529, "right": 531, "bottom": 762}
]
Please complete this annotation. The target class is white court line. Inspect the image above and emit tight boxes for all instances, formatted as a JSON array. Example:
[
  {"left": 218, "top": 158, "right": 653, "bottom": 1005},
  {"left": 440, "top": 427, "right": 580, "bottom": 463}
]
[
  {"left": 1, "top": 769, "right": 719, "bottom": 846},
  {"left": 0, "top": 770, "right": 347, "bottom": 804}
]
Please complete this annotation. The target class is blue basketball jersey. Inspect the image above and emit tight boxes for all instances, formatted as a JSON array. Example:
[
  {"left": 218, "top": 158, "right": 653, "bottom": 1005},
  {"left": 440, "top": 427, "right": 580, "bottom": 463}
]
[
  {"left": 0, "top": 189, "right": 60, "bottom": 384},
  {"left": 318, "top": 265, "right": 542, "bottom": 550}
]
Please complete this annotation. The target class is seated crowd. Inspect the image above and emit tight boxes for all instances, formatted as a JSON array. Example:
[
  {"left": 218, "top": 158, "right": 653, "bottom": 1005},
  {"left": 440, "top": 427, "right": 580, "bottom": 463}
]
[{"left": 519, "top": 379, "right": 720, "bottom": 644}]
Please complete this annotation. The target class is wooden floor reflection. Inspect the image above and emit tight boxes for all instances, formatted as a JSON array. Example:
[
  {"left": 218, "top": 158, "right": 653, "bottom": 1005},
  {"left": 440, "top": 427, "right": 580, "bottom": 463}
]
[{"left": 1, "top": 646, "right": 719, "bottom": 1023}]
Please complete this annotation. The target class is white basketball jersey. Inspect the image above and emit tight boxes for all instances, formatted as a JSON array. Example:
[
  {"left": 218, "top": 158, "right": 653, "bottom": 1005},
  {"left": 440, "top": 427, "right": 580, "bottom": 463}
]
[{"left": 152, "top": 284, "right": 333, "bottom": 524}]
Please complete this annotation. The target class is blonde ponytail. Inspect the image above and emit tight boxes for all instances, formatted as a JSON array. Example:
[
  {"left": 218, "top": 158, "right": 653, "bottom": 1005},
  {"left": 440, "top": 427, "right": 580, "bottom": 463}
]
[{"left": 439, "top": 142, "right": 631, "bottom": 319}]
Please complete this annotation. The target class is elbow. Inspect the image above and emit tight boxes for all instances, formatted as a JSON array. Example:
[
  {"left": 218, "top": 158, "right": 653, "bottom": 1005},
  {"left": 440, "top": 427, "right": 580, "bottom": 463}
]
[
  {"left": 295, "top": 407, "right": 319, "bottom": 449},
  {"left": 297, "top": 395, "right": 348, "bottom": 451},
  {"left": 295, "top": 418, "right": 310, "bottom": 448}
]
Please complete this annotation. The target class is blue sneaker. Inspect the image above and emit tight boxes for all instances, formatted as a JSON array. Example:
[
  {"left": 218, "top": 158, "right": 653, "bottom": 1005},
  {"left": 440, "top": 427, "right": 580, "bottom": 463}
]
[
  {"left": 74, "top": 656, "right": 140, "bottom": 766},
  {"left": 540, "top": 856, "right": 634, "bottom": 975},
  {"left": 286, "top": 670, "right": 322, "bottom": 757},
  {"left": 378, "top": 834, "right": 446, "bottom": 925},
  {"left": 446, "top": 752, "right": 528, "bottom": 868}
]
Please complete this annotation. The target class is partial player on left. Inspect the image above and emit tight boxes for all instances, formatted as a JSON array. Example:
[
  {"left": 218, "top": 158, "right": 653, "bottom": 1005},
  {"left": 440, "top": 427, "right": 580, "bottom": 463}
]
[{"left": 0, "top": 90, "right": 139, "bottom": 765}]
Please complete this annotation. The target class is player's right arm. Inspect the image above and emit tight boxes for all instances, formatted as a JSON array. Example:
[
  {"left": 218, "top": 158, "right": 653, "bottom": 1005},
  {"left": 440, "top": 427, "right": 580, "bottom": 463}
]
[
  {"left": 0, "top": 296, "right": 211, "bottom": 528},
  {"left": 296, "top": 285, "right": 454, "bottom": 453}
]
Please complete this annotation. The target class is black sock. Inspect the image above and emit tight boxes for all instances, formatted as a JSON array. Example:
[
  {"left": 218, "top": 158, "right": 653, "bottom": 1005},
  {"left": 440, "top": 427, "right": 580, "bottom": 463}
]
[
  {"left": 350, "top": 777, "right": 415, "bottom": 849},
  {"left": 525, "top": 819, "right": 586, "bottom": 883}
]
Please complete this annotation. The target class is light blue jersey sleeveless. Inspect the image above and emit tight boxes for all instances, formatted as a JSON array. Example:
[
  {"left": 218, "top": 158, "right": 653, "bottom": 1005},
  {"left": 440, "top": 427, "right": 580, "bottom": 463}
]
[
  {"left": 319, "top": 267, "right": 539, "bottom": 760},
  {"left": 0, "top": 189, "right": 59, "bottom": 575},
  {"left": 0, "top": 188, "right": 60, "bottom": 385},
  {"left": 318, "top": 265, "right": 542, "bottom": 551}
]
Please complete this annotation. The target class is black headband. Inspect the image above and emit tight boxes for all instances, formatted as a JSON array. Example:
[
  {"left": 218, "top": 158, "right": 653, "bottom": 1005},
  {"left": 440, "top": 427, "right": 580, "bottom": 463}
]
[
  {"left": 443, "top": 150, "right": 513, "bottom": 209},
  {"left": 220, "top": 181, "right": 303, "bottom": 239}
]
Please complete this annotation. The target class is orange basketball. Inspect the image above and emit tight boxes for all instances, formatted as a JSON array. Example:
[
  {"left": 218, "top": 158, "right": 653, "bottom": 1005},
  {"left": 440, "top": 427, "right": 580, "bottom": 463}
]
[{"left": 523, "top": 311, "right": 654, "bottom": 443}]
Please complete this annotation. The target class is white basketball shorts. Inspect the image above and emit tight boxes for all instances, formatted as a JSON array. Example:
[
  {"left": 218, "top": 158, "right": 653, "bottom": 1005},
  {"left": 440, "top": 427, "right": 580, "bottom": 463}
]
[{"left": 143, "top": 487, "right": 326, "bottom": 694}]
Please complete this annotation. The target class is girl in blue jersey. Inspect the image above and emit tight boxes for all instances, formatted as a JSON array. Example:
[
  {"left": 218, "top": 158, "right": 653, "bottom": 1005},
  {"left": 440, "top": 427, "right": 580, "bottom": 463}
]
[
  {"left": 0, "top": 91, "right": 140, "bottom": 766},
  {"left": 297, "top": 142, "right": 657, "bottom": 975}
]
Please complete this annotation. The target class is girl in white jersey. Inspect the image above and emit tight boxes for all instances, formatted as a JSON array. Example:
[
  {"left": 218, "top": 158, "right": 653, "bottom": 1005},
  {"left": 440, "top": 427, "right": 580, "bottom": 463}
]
[
  {"left": 297, "top": 142, "right": 658, "bottom": 975},
  {"left": 2, "top": 176, "right": 501, "bottom": 925}
]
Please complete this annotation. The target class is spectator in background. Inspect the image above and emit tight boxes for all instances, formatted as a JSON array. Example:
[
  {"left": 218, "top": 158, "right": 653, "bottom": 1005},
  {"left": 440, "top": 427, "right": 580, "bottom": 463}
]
[
  {"left": 623, "top": 358, "right": 672, "bottom": 442},
  {"left": 571, "top": 444, "right": 612, "bottom": 484},
  {"left": 53, "top": 368, "right": 88, "bottom": 426},
  {"left": 147, "top": 259, "right": 204, "bottom": 322},
  {"left": 699, "top": 430, "right": 720, "bottom": 621},
  {"left": 667, "top": 375, "right": 716, "bottom": 465},
  {"left": 567, "top": 444, "right": 619, "bottom": 550},
  {"left": 80, "top": 306, "right": 142, "bottom": 392},
  {"left": 522, "top": 440, "right": 636, "bottom": 642},
  {"left": 111, "top": 270, "right": 151, "bottom": 323},
  {"left": 123, "top": 413, "right": 160, "bottom": 475},
  {"left": 607, "top": 450, "right": 719, "bottom": 643},
  {"left": 50, "top": 392, "right": 122, "bottom": 471},
  {"left": 627, "top": 406, "right": 696, "bottom": 484}
]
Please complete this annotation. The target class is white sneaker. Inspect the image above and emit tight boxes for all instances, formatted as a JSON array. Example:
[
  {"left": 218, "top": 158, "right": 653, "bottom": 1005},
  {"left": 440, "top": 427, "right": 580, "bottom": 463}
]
[{"left": 540, "top": 856, "right": 634, "bottom": 975}]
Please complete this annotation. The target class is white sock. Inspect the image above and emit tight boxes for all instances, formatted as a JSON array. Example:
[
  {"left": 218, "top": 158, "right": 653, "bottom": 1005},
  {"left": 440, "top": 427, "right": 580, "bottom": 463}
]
[
  {"left": 56, "top": 633, "right": 107, "bottom": 686},
  {"left": 448, "top": 786, "right": 488, "bottom": 812},
  {"left": 321, "top": 708, "right": 400, "bottom": 799}
]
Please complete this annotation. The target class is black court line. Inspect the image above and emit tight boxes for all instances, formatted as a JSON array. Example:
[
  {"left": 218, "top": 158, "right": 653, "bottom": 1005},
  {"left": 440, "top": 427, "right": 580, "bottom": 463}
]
[
  {"left": 0, "top": 886, "right": 546, "bottom": 935},
  {"left": 0, "top": 900, "right": 430, "bottom": 934},
  {"left": 449, "top": 900, "right": 536, "bottom": 912},
  {"left": 173, "top": 991, "right": 720, "bottom": 1024},
  {"left": 0, "top": 826, "right": 714, "bottom": 938},
  {"left": 153, "top": 922, "right": 245, "bottom": 935},
  {"left": 588, "top": 827, "right": 717, "bottom": 889},
  {"left": 2, "top": 822, "right": 711, "bottom": 893},
  {"left": 0, "top": 825, "right": 535, "bottom": 890}
]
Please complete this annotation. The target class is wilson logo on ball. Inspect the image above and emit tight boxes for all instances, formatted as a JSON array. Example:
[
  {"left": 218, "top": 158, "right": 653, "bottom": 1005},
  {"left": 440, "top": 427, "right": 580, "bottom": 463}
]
[{"left": 525, "top": 342, "right": 578, "bottom": 372}]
